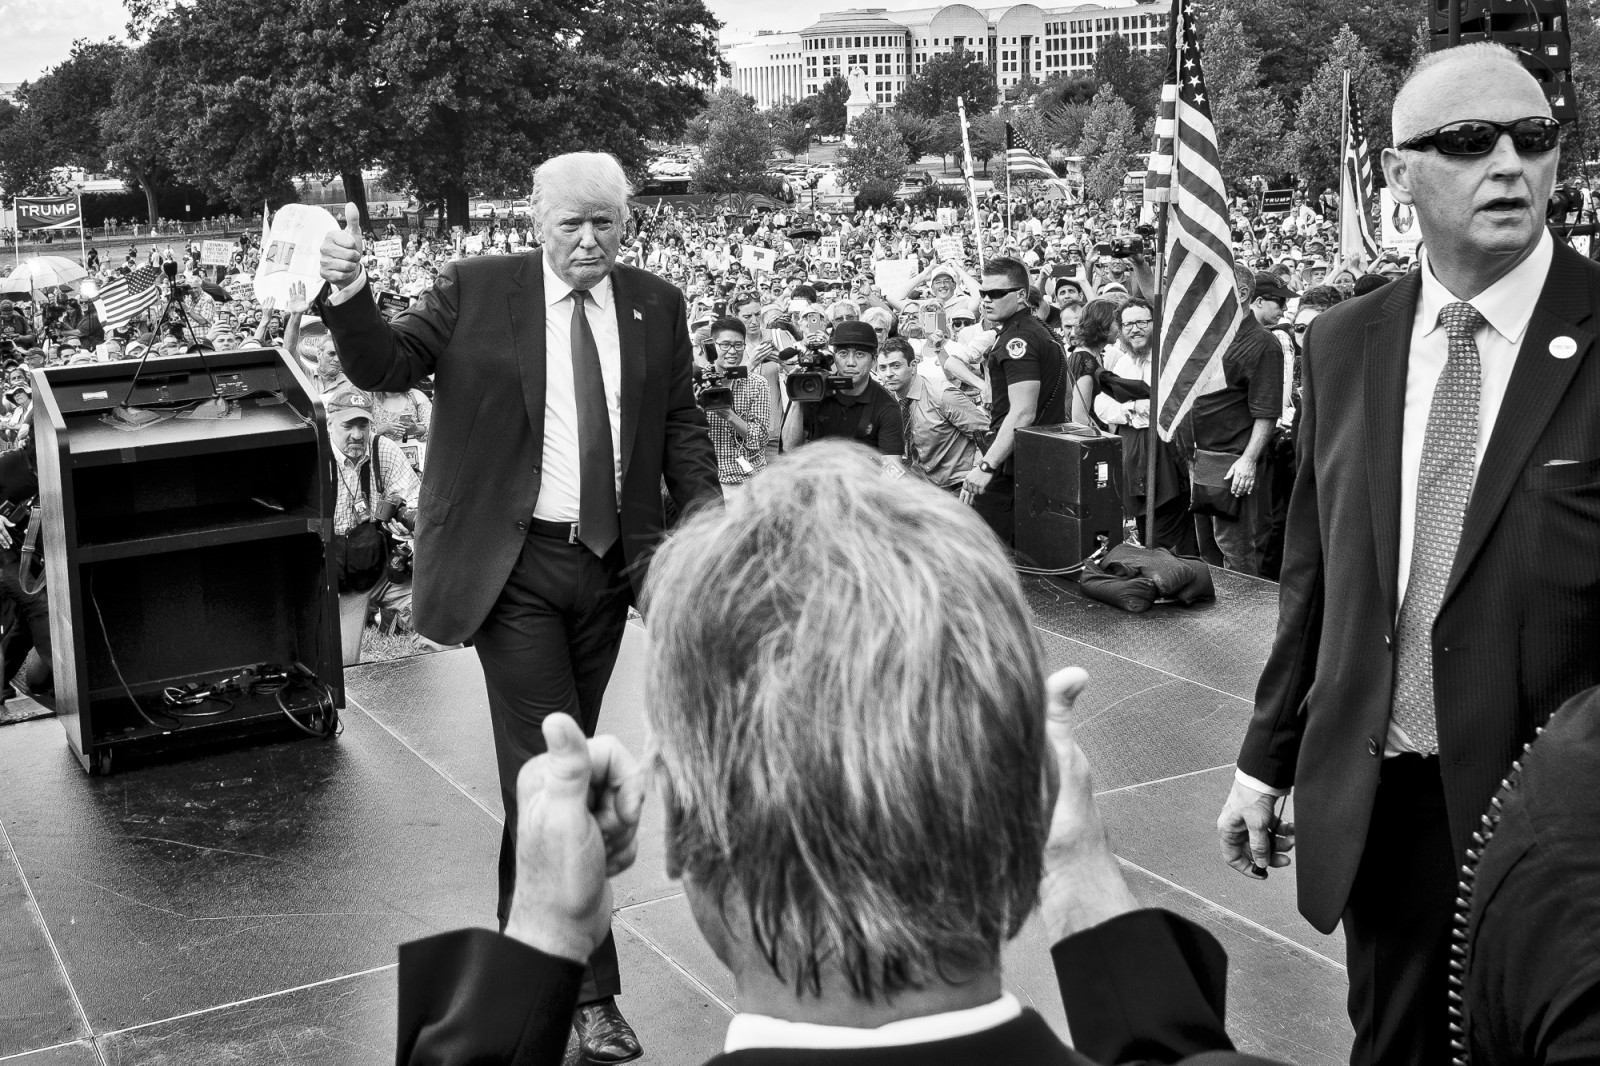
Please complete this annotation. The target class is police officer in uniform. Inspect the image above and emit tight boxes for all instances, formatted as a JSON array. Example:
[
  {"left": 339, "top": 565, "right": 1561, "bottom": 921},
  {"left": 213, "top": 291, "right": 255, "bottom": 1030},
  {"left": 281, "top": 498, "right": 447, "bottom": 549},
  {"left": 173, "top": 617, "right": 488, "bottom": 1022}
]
[{"left": 960, "top": 256, "right": 1067, "bottom": 547}]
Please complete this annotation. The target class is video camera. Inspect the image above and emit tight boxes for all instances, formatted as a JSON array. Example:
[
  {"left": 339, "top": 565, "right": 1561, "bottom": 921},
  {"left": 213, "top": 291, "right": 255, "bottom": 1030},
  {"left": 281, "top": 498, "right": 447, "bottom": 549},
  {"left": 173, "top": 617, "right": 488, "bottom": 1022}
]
[
  {"left": 783, "top": 344, "right": 852, "bottom": 403},
  {"left": 694, "top": 362, "right": 749, "bottom": 412},
  {"left": 1094, "top": 225, "right": 1156, "bottom": 259},
  {"left": 1548, "top": 185, "right": 1587, "bottom": 224}
]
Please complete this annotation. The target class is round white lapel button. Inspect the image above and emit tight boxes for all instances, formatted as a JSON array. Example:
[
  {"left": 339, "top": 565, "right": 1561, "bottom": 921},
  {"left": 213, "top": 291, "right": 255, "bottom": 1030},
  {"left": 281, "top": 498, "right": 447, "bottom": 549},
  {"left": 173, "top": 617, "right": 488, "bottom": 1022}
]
[{"left": 1550, "top": 336, "right": 1578, "bottom": 359}]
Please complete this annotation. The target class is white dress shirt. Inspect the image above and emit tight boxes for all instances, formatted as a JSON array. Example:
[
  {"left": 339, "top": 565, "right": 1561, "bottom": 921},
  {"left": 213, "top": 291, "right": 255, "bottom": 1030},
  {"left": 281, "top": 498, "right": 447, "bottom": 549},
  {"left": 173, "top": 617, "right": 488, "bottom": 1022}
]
[
  {"left": 534, "top": 255, "right": 623, "bottom": 523},
  {"left": 722, "top": 993, "right": 1022, "bottom": 1052},
  {"left": 1237, "top": 229, "right": 1554, "bottom": 795}
]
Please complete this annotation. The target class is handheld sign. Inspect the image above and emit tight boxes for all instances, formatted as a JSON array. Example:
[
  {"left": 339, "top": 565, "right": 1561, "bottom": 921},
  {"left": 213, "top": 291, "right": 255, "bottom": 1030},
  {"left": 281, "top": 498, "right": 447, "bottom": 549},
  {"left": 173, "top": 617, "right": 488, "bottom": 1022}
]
[
  {"left": 874, "top": 258, "right": 917, "bottom": 294},
  {"left": 1260, "top": 188, "right": 1294, "bottom": 214},
  {"left": 201, "top": 240, "right": 236, "bottom": 267},
  {"left": 741, "top": 246, "right": 776, "bottom": 275},
  {"left": 1379, "top": 189, "right": 1420, "bottom": 259},
  {"left": 934, "top": 235, "right": 964, "bottom": 263},
  {"left": 254, "top": 204, "right": 340, "bottom": 306},
  {"left": 936, "top": 207, "right": 957, "bottom": 228},
  {"left": 377, "top": 292, "right": 411, "bottom": 321},
  {"left": 817, "top": 236, "right": 841, "bottom": 261},
  {"left": 374, "top": 237, "right": 404, "bottom": 260}
]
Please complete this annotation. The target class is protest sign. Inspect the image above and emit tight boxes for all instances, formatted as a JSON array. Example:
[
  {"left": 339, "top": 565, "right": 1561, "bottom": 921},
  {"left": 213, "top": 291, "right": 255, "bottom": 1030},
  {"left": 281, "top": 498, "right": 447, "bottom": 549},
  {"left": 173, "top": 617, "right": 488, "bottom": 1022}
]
[
  {"left": 377, "top": 292, "right": 411, "bottom": 321},
  {"left": 374, "top": 237, "right": 404, "bottom": 260},
  {"left": 817, "top": 236, "right": 841, "bottom": 261},
  {"left": 200, "top": 240, "right": 235, "bottom": 267},
  {"left": 1379, "top": 189, "right": 1421, "bottom": 259},
  {"left": 936, "top": 207, "right": 957, "bottom": 228},
  {"left": 1260, "top": 188, "right": 1294, "bottom": 214},
  {"left": 254, "top": 204, "right": 340, "bottom": 306},
  {"left": 14, "top": 196, "right": 81, "bottom": 231},
  {"left": 934, "top": 235, "right": 964, "bottom": 262},
  {"left": 741, "top": 246, "right": 776, "bottom": 275},
  {"left": 874, "top": 258, "right": 917, "bottom": 294}
]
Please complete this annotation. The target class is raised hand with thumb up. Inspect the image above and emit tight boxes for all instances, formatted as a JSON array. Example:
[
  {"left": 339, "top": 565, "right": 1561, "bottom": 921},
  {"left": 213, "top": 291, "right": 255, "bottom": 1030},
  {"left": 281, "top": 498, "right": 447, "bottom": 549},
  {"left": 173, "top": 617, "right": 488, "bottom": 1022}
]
[
  {"left": 319, "top": 201, "right": 365, "bottom": 289},
  {"left": 502, "top": 713, "right": 645, "bottom": 963}
]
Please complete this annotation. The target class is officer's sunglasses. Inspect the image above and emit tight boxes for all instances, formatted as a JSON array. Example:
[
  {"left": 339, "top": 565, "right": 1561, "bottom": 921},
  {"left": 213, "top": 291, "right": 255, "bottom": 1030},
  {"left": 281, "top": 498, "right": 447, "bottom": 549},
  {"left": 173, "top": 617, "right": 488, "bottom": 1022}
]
[{"left": 1396, "top": 116, "right": 1561, "bottom": 157}]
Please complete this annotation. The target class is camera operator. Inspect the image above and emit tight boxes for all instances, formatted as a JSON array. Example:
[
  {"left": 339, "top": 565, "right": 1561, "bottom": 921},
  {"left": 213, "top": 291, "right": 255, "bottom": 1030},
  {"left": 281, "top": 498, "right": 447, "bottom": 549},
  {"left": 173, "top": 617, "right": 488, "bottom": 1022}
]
[
  {"left": 0, "top": 434, "right": 49, "bottom": 700},
  {"left": 799, "top": 321, "right": 904, "bottom": 457},
  {"left": 699, "top": 317, "right": 771, "bottom": 494},
  {"left": 326, "top": 388, "right": 420, "bottom": 665}
]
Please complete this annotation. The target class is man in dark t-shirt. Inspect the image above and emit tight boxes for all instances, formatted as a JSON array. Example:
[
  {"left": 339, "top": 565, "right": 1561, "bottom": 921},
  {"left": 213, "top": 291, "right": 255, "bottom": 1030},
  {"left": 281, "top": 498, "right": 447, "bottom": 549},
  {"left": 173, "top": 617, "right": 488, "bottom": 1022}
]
[
  {"left": 1187, "top": 269, "right": 1287, "bottom": 575},
  {"left": 801, "top": 321, "right": 904, "bottom": 457},
  {"left": 961, "top": 256, "right": 1067, "bottom": 548}
]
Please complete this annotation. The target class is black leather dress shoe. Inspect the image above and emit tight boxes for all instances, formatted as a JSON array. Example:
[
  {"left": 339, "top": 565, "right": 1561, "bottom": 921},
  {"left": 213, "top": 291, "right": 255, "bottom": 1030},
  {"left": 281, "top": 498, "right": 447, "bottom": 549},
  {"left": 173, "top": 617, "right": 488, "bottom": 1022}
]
[{"left": 573, "top": 998, "right": 642, "bottom": 1063}]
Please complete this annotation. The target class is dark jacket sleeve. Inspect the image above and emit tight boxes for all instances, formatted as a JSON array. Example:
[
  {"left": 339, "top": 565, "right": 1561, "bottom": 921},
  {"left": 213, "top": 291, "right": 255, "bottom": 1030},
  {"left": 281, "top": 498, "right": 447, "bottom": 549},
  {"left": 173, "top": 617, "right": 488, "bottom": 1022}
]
[
  {"left": 397, "top": 929, "right": 583, "bottom": 1066},
  {"left": 1236, "top": 319, "right": 1325, "bottom": 789},
  {"left": 1052, "top": 909, "right": 1242, "bottom": 1064},
  {"left": 321, "top": 268, "right": 460, "bottom": 394},
  {"left": 657, "top": 284, "right": 722, "bottom": 516}
]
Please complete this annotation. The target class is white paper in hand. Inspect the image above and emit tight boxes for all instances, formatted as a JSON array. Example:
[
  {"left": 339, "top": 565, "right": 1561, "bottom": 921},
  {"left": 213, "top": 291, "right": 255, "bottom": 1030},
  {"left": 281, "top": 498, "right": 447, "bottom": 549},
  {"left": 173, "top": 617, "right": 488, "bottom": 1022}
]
[{"left": 254, "top": 204, "right": 340, "bottom": 305}]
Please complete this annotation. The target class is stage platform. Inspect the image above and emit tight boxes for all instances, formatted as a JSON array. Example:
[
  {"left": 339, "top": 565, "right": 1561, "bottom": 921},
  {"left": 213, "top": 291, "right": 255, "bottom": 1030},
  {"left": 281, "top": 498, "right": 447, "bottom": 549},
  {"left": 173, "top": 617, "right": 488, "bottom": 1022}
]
[{"left": 0, "top": 568, "right": 1350, "bottom": 1066}]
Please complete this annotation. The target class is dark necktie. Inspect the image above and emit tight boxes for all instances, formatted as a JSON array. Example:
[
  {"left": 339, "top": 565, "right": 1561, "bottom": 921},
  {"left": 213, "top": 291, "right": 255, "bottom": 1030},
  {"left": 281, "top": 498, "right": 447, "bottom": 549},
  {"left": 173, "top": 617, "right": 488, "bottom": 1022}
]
[
  {"left": 1390, "top": 301, "right": 1485, "bottom": 754},
  {"left": 899, "top": 395, "right": 915, "bottom": 460},
  {"left": 570, "top": 289, "right": 618, "bottom": 557}
]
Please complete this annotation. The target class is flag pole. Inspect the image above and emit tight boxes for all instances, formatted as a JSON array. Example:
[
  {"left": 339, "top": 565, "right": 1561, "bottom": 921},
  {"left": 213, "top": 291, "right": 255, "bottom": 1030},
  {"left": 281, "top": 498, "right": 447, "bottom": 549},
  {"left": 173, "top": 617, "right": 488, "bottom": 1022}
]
[
  {"left": 1146, "top": 2, "right": 1180, "bottom": 547},
  {"left": 77, "top": 188, "right": 87, "bottom": 268},
  {"left": 956, "top": 96, "right": 985, "bottom": 270},
  {"left": 1338, "top": 70, "right": 1350, "bottom": 267}
]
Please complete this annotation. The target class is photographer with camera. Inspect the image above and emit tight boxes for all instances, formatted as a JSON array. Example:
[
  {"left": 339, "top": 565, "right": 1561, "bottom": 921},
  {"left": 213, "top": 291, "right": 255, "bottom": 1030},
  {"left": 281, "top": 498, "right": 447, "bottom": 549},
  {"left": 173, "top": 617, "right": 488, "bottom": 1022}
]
[
  {"left": 326, "top": 388, "right": 420, "bottom": 665},
  {"left": 698, "top": 318, "right": 771, "bottom": 494},
  {"left": 798, "top": 321, "right": 904, "bottom": 457}
]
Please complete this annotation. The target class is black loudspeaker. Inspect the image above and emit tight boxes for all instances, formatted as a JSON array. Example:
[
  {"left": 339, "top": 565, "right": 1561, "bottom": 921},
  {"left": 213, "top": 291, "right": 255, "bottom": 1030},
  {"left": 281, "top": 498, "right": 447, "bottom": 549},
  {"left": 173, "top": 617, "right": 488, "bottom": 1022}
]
[
  {"left": 31, "top": 347, "right": 342, "bottom": 775},
  {"left": 1431, "top": 0, "right": 1577, "bottom": 124},
  {"left": 1014, "top": 424, "right": 1124, "bottom": 572}
]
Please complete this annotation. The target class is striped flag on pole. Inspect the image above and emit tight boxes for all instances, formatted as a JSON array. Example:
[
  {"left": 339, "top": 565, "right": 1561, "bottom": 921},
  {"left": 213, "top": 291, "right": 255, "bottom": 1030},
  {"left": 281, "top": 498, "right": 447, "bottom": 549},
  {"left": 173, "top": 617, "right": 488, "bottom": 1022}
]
[
  {"left": 1005, "top": 123, "right": 1055, "bottom": 180},
  {"left": 1146, "top": 0, "right": 1240, "bottom": 440},
  {"left": 95, "top": 266, "right": 163, "bottom": 332},
  {"left": 1339, "top": 71, "right": 1380, "bottom": 271}
]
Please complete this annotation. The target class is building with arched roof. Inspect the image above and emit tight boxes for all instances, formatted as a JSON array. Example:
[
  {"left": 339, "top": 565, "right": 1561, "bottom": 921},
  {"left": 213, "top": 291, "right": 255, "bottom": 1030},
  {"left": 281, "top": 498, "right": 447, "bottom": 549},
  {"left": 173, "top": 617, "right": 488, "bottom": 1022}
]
[{"left": 721, "top": 0, "right": 1168, "bottom": 111}]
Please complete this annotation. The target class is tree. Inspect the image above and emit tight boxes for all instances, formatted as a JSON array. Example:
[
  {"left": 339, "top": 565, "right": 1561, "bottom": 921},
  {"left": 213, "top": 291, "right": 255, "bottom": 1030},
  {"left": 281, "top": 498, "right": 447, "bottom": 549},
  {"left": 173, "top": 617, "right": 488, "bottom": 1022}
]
[
  {"left": 891, "top": 110, "right": 939, "bottom": 165},
  {"left": 968, "top": 113, "right": 1004, "bottom": 175},
  {"left": 839, "top": 110, "right": 907, "bottom": 205},
  {"left": 1567, "top": 0, "right": 1600, "bottom": 177},
  {"left": 1286, "top": 25, "right": 1395, "bottom": 200},
  {"left": 1076, "top": 83, "right": 1142, "bottom": 205},
  {"left": 0, "top": 113, "right": 61, "bottom": 198},
  {"left": 1220, "top": 0, "right": 1415, "bottom": 113},
  {"left": 1091, "top": 34, "right": 1163, "bottom": 127},
  {"left": 774, "top": 117, "right": 813, "bottom": 159},
  {"left": 812, "top": 76, "right": 850, "bottom": 138},
  {"left": 1034, "top": 72, "right": 1099, "bottom": 114},
  {"left": 691, "top": 89, "right": 775, "bottom": 193},
  {"left": 99, "top": 47, "right": 188, "bottom": 223},
  {"left": 897, "top": 48, "right": 999, "bottom": 119},
  {"left": 1201, "top": 5, "right": 1291, "bottom": 190}
]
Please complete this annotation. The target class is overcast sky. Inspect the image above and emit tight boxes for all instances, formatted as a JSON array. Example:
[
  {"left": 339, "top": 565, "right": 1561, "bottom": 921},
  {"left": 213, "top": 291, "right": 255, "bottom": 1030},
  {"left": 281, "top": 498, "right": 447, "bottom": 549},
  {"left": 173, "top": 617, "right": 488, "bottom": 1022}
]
[{"left": 0, "top": 0, "right": 822, "bottom": 85}]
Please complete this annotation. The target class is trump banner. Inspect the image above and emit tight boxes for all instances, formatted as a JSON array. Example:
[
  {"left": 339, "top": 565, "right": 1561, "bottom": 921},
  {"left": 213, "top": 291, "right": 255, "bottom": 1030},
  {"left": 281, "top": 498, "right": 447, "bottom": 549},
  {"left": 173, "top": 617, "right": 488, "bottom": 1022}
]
[{"left": 14, "top": 196, "right": 83, "bottom": 231}]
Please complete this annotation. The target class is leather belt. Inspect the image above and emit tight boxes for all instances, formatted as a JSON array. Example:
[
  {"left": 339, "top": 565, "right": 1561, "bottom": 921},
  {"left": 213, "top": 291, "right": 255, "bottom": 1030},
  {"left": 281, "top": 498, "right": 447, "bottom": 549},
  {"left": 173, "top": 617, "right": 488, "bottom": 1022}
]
[{"left": 527, "top": 517, "right": 580, "bottom": 544}]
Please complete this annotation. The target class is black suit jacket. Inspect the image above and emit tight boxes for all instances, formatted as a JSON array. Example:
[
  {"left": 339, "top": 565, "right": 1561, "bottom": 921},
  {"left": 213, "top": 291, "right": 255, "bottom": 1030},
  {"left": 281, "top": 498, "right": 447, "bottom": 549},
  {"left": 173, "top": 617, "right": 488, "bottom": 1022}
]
[
  {"left": 321, "top": 252, "right": 721, "bottom": 644},
  {"left": 395, "top": 910, "right": 1282, "bottom": 1066},
  {"left": 1241, "top": 238, "right": 1600, "bottom": 933}
]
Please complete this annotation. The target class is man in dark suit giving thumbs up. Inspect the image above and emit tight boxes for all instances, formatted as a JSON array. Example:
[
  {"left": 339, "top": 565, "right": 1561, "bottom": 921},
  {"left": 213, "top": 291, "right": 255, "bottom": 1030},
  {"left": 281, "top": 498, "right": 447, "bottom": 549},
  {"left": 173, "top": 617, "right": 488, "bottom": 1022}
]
[{"left": 318, "top": 152, "right": 721, "bottom": 1061}]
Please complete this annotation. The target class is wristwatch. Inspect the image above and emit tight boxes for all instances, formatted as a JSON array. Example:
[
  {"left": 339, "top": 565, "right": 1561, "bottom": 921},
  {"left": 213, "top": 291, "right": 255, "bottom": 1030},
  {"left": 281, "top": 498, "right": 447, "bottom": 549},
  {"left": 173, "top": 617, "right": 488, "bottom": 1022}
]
[{"left": 978, "top": 460, "right": 996, "bottom": 474}]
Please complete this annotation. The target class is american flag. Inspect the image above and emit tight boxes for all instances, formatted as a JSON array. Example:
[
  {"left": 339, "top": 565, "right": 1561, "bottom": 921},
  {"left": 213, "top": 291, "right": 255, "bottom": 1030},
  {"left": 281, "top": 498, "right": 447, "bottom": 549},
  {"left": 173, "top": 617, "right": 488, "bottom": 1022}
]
[
  {"left": 1144, "top": 0, "right": 1240, "bottom": 440},
  {"left": 95, "top": 266, "right": 163, "bottom": 332},
  {"left": 1339, "top": 71, "right": 1380, "bottom": 270},
  {"left": 1005, "top": 123, "right": 1055, "bottom": 180}
]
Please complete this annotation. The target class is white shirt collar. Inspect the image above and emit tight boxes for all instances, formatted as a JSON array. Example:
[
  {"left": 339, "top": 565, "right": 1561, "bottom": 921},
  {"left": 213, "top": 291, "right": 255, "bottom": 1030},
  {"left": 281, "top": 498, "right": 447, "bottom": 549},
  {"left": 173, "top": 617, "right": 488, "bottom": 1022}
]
[
  {"left": 1417, "top": 228, "right": 1552, "bottom": 345},
  {"left": 541, "top": 252, "right": 613, "bottom": 311},
  {"left": 722, "top": 993, "right": 1021, "bottom": 1052}
]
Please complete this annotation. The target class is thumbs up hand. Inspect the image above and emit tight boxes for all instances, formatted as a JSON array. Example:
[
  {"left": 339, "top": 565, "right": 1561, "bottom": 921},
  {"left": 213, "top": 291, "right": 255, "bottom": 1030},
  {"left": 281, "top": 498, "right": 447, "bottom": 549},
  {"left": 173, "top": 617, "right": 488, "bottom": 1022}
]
[{"left": 319, "top": 202, "right": 364, "bottom": 288}]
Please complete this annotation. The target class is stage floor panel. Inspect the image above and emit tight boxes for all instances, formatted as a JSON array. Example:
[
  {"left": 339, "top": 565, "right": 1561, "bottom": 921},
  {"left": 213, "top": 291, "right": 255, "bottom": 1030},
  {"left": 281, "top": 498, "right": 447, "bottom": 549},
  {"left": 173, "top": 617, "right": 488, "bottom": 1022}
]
[{"left": 0, "top": 564, "right": 1351, "bottom": 1064}]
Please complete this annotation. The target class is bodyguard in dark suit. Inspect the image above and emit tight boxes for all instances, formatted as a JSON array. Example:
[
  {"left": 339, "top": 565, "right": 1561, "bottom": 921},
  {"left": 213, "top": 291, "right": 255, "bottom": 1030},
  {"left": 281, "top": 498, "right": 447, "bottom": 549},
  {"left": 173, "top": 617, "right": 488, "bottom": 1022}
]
[
  {"left": 318, "top": 152, "right": 720, "bottom": 1061},
  {"left": 395, "top": 444, "right": 1278, "bottom": 1066},
  {"left": 1216, "top": 45, "right": 1600, "bottom": 1065}
]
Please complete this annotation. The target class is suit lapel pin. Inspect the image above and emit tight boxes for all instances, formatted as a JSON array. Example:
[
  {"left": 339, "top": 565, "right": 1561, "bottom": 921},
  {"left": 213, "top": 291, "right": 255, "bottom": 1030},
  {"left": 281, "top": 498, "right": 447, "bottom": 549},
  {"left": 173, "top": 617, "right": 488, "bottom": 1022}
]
[
  {"left": 1549, "top": 336, "right": 1577, "bottom": 359},
  {"left": 633, "top": 309, "right": 643, "bottom": 321}
]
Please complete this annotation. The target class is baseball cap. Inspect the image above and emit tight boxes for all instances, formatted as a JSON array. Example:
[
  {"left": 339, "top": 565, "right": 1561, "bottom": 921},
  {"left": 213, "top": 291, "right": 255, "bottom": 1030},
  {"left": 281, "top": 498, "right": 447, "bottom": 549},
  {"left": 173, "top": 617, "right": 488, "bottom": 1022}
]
[
  {"left": 324, "top": 387, "right": 374, "bottom": 424},
  {"left": 1253, "top": 273, "right": 1298, "bottom": 304},
  {"left": 829, "top": 320, "right": 878, "bottom": 352}
]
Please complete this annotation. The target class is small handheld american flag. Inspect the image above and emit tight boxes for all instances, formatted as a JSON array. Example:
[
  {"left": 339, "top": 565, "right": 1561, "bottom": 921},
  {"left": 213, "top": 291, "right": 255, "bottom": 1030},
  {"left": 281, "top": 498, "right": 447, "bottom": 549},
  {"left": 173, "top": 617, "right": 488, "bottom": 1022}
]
[
  {"left": 1005, "top": 123, "right": 1055, "bottom": 181},
  {"left": 94, "top": 266, "right": 163, "bottom": 333}
]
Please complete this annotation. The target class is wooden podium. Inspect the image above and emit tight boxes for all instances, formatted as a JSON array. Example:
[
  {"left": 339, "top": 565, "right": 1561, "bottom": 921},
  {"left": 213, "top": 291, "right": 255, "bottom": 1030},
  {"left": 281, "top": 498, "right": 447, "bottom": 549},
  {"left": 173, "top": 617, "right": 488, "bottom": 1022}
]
[{"left": 30, "top": 348, "right": 342, "bottom": 774}]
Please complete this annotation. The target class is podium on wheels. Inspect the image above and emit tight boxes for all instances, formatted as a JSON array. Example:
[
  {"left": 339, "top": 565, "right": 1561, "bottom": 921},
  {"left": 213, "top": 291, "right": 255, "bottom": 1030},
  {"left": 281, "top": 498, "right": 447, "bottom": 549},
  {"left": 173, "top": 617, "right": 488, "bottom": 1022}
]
[{"left": 30, "top": 347, "right": 342, "bottom": 775}]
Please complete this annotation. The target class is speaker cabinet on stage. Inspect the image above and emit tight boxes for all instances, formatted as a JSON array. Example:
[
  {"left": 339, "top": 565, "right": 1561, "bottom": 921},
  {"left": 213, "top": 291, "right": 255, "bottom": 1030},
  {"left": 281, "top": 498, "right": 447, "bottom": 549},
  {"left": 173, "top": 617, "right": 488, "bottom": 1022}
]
[
  {"left": 31, "top": 348, "right": 342, "bottom": 775},
  {"left": 1015, "top": 424, "right": 1124, "bottom": 571},
  {"left": 1432, "top": 0, "right": 1576, "bottom": 123}
]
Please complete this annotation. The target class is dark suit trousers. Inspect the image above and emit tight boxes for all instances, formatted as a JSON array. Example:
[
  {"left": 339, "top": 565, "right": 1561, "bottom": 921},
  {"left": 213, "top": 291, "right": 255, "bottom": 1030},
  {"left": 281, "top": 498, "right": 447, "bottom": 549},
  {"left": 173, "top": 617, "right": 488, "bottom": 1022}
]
[
  {"left": 472, "top": 528, "right": 633, "bottom": 1005},
  {"left": 1342, "top": 754, "right": 1455, "bottom": 1066}
]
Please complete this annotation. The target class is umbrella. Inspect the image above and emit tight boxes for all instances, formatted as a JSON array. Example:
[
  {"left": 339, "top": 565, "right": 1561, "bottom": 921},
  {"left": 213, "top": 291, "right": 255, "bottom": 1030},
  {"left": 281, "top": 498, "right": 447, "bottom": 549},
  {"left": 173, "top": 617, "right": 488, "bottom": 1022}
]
[
  {"left": 0, "top": 275, "right": 32, "bottom": 297},
  {"left": 787, "top": 227, "right": 822, "bottom": 241},
  {"left": 6, "top": 256, "right": 88, "bottom": 291},
  {"left": 915, "top": 221, "right": 943, "bottom": 233}
]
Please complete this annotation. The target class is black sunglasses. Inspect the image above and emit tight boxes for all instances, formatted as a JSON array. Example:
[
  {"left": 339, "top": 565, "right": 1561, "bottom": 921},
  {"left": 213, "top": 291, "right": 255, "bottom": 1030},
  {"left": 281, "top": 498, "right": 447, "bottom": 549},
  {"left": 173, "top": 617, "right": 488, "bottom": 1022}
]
[
  {"left": 1397, "top": 116, "right": 1561, "bottom": 157},
  {"left": 978, "top": 285, "right": 1023, "bottom": 300}
]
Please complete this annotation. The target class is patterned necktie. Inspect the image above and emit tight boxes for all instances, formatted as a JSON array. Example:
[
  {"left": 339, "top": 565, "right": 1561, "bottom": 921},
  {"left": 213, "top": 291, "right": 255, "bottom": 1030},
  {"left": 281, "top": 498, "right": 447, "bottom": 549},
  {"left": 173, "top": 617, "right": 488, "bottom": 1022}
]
[
  {"left": 570, "top": 290, "right": 619, "bottom": 557},
  {"left": 899, "top": 395, "right": 915, "bottom": 461},
  {"left": 1391, "top": 301, "right": 1485, "bottom": 754}
]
